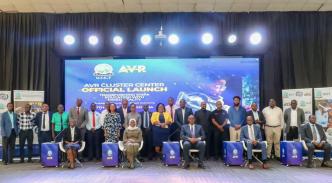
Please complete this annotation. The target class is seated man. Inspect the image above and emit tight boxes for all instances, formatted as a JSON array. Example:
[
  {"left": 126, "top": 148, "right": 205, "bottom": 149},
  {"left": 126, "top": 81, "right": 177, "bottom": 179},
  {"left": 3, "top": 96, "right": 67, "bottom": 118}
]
[
  {"left": 180, "top": 114, "right": 206, "bottom": 169},
  {"left": 302, "top": 115, "right": 331, "bottom": 168},
  {"left": 240, "top": 116, "right": 268, "bottom": 169},
  {"left": 123, "top": 119, "right": 143, "bottom": 169},
  {"left": 63, "top": 119, "right": 82, "bottom": 169}
]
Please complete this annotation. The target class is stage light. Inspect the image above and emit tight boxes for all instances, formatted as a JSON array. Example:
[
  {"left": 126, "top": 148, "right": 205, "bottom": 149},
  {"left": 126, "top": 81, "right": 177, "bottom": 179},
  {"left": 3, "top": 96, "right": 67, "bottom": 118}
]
[
  {"left": 201, "top": 33, "right": 213, "bottom": 45},
  {"left": 113, "top": 35, "right": 123, "bottom": 46},
  {"left": 140, "top": 34, "right": 152, "bottom": 45},
  {"left": 168, "top": 34, "right": 179, "bottom": 45},
  {"left": 63, "top": 34, "right": 75, "bottom": 45},
  {"left": 227, "top": 34, "right": 237, "bottom": 44},
  {"left": 249, "top": 32, "right": 262, "bottom": 45},
  {"left": 88, "top": 35, "right": 99, "bottom": 46}
]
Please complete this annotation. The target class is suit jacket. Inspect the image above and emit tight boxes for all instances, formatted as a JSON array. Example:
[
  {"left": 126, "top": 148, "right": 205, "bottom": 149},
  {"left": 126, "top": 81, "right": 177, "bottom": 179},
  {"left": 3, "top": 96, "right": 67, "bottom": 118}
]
[
  {"left": 240, "top": 124, "right": 262, "bottom": 142},
  {"left": 117, "top": 107, "right": 130, "bottom": 125},
  {"left": 1, "top": 111, "right": 19, "bottom": 137},
  {"left": 194, "top": 109, "right": 212, "bottom": 132},
  {"left": 174, "top": 107, "right": 193, "bottom": 126},
  {"left": 63, "top": 126, "right": 82, "bottom": 144},
  {"left": 246, "top": 110, "right": 265, "bottom": 129},
  {"left": 34, "top": 111, "right": 53, "bottom": 133},
  {"left": 180, "top": 124, "right": 206, "bottom": 142},
  {"left": 284, "top": 108, "right": 305, "bottom": 133},
  {"left": 139, "top": 111, "right": 152, "bottom": 129},
  {"left": 69, "top": 106, "right": 88, "bottom": 128},
  {"left": 301, "top": 123, "right": 326, "bottom": 144}
]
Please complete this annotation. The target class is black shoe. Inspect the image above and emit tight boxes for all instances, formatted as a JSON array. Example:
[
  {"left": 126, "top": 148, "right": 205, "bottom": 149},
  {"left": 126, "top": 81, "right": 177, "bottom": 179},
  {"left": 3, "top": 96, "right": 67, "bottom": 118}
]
[
  {"left": 20, "top": 159, "right": 24, "bottom": 163},
  {"left": 198, "top": 162, "right": 205, "bottom": 169},
  {"left": 306, "top": 162, "right": 313, "bottom": 168},
  {"left": 274, "top": 157, "right": 280, "bottom": 161},
  {"left": 27, "top": 159, "right": 33, "bottom": 163},
  {"left": 9, "top": 160, "right": 14, "bottom": 164},
  {"left": 321, "top": 161, "right": 331, "bottom": 168},
  {"left": 182, "top": 162, "right": 189, "bottom": 169},
  {"left": 3, "top": 162, "right": 8, "bottom": 165}
]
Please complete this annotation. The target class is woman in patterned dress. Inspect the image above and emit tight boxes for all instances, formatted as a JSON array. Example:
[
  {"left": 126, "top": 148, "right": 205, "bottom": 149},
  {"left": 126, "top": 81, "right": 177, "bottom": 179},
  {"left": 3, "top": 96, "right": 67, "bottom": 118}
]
[{"left": 103, "top": 103, "right": 122, "bottom": 143}]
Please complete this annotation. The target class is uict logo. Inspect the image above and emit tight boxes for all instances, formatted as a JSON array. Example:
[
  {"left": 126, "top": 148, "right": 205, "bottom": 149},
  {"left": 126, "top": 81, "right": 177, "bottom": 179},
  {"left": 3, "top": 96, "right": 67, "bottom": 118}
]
[{"left": 93, "top": 64, "right": 113, "bottom": 79}]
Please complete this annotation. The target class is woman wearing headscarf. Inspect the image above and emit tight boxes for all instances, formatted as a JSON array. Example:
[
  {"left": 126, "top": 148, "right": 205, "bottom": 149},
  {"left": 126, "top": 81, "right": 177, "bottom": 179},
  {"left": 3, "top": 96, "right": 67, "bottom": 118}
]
[
  {"left": 123, "top": 118, "right": 143, "bottom": 169},
  {"left": 104, "top": 103, "right": 122, "bottom": 143}
]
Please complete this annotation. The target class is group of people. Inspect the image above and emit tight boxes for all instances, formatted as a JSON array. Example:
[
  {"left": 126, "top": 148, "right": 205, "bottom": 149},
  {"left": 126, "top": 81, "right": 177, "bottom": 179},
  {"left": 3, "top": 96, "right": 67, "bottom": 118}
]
[{"left": 1, "top": 96, "right": 332, "bottom": 169}]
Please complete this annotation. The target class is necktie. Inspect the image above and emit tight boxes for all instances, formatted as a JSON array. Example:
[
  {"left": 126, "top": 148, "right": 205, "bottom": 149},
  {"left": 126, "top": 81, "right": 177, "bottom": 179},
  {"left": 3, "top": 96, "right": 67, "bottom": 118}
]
[
  {"left": 92, "top": 112, "right": 95, "bottom": 128},
  {"left": 170, "top": 106, "right": 174, "bottom": 121},
  {"left": 144, "top": 112, "right": 149, "bottom": 128},
  {"left": 312, "top": 125, "right": 318, "bottom": 141},
  {"left": 249, "top": 125, "right": 255, "bottom": 140},
  {"left": 60, "top": 114, "right": 63, "bottom": 131},
  {"left": 42, "top": 112, "right": 46, "bottom": 129},
  {"left": 191, "top": 125, "right": 195, "bottom": 138},
  {"left": 182, "top": 109, "right": 185, "bottom": 123},
  {"left": 77, "top": 107, "right": 80, "bottom": 115}
]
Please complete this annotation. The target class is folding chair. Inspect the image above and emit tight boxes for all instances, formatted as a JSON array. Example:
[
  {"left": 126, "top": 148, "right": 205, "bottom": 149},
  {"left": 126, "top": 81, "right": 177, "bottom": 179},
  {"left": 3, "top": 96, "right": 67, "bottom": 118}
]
[
  {"left": 59, "top": 141, "right": 86, "bottom": 168},
  {"left": 118, "top": 140, "right": 144, "bottom": 168},
  {"left": 180, "top": 140, "right": 206, "bottom": 165},
  {"left": 242, "top": 141, "right": 267, "bottom": 167},
  {"left": 301, "top": 140, "right": 324, "bottom": 168}
]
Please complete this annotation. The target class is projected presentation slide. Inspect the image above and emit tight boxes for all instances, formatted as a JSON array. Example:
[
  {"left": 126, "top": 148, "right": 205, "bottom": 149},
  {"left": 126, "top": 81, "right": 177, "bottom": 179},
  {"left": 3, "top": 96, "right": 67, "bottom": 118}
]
[{"left": 65, "top": 58, "right": 259, "bottom": 112}]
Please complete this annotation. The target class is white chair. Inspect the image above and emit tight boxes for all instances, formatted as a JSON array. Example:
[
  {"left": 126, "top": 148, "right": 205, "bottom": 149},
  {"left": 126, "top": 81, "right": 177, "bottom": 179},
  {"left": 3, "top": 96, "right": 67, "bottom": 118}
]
[
  {"left": 180, "top": 140, "right": 206, "bottom": 164},
  {"left": 59, "top": 141, "right": 86, "bottom": 168},
  {"left": 242, "top": 141, "right": 267, "bottom": 166},
  {"left": 118, "top": 140, "right": 144, "bottom": 168},
  {"left": 301, "top": 140, "right": 324, "bottom": 167}
]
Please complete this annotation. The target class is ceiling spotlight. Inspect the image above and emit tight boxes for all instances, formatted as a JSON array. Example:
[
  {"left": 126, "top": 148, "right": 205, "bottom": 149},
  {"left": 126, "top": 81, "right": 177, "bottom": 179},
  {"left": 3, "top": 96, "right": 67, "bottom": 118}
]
[
  {"left": 113, "top": 35, "right": 123, "bottom": 45},
  {"left": 141, "top": 34, "right": 152, "bottom": 45},
  {"left": 227, "top": 34, "right": 237, "bottom": 44},
  {"left": 249, "top": 32, "right": 262, "bottom": 45},
  {"left": 168, "top": 34, "right": 179, "bottom": 45},
  {"left": 88, "top": 35, "right": 99, "bottom": 46},
  {"left": 201, "top": 33, "right": 213, "bottom": 45},
  {"left": 63, "top": 34, "right": 75, "bottom": 45}
]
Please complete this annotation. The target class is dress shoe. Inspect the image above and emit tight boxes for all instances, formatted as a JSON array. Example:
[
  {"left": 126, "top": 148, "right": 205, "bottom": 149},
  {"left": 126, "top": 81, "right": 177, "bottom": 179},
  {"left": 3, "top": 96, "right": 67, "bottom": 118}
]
[
  {"left": 198, "top": 162, "right": 206, "bottom": 169},
  {"left": 19, "top": 159, "right": 24, "bottom": 163},
  {"left": 3, "top": 162, "right": 8, "bottom": 165},
  {"left": 262, "top": 163, "right": 269, "bottom": 169},
  {"left": 321, "top": 161, "right": 331, "bottom": 168},
  {"left": 182, "top": 162, "right": 189, "bottom": 169},
  {"left": 248, "top": 164, "right": 255, "bottom": 169},
  {"left": 27, "top": 159, "right": 33, "bottom": 163}
]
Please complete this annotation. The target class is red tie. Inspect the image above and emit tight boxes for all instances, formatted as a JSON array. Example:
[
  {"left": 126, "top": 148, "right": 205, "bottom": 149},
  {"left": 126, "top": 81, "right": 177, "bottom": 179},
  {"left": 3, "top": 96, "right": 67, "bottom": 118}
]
[
  {"left": 77, "top": 107, "right": 80, "bottom": 115},
  {"left": 92, "top": 112, "right": 95, "bottom": 128}
]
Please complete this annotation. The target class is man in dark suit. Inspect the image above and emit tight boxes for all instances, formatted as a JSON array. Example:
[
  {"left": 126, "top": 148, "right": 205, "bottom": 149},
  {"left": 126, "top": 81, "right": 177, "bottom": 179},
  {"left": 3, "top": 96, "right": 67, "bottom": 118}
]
[
  {"left": 117, "top": 98, "right": 129, "bottom": 140},
  {"left": 302, "top": 115, "right": 331, "bottom": 168},
  {"left": 284, "top": 100, "right": 305, "bottom": 140},
  {"left": 240, "top": 116, "right": 269, "bottom": 169},
  {"left": 139, "top": 104, "right": 153, "bottom": 160},
  {"left": 173, "top": 99, "right": 193, "bottom": 141},
  {"left": 194, "top": 101, "right": 212, "bottom": 159},
  {"left": 247, "top": 102, "right": 266, "bottom": 140},
  {"left": 34, "top": 103, "right": 53, "bottom": 155},
  {"left": 1, "top": 103, "right": 19, "bottom": 165},
  {"left": 181, "top": 115, "right": 206, "bottom": 169}
]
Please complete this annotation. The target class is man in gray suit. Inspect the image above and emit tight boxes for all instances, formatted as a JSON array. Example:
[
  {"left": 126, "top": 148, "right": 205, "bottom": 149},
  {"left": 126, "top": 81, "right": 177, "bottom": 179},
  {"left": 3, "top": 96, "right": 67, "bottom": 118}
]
[
  {"left": 180, "top": 115, "right": 206, "bottom": 169},
  {"left": 284, "top": 100, "right": 305, "bottom": 140},
  {"left": 1, "top": 103, "right": 19, "bottom": 165},
  {"left": 69, "top": 98, "right": 88, "bottom": 140},
  {"left": 240, "top": 116, "right": 269, "bottom": 169},
  {"left": 301, "top": 115, "right": 331, "bottom": 168}
]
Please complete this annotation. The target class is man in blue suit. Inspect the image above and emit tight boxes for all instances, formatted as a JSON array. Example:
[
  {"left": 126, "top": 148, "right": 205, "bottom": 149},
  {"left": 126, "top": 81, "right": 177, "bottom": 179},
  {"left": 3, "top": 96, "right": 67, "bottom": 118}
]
[
  {"left": 173, "top": 99, "right": 193, "bottom": 141},
  {"left": 34, "top": 103, "right": 53, "bottom": 154},
  {"left": 1, "top": 103, "right": 19, "bottom": 165},
  {"left": 240, "top": 116, "right": 269, "bottom": 169},
  {"left": 180, "top": 115, "right": 206, "bottom": 169}
]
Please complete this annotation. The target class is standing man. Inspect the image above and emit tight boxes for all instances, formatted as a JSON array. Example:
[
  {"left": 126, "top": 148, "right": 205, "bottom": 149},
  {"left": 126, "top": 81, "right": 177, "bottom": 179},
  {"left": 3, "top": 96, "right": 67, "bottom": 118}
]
[
  {"left": 140, "top": 104, "right": 153, "bottom": 160},
  {"left": 35, "top": 103, "right": 53, "bottom": 155},
  {"left": 51, "top": 104, "right": 69, "bottom": 141},
  {"left": 181, "top": 115, "right": 206, "bottom": 169},
  {"left": 240, "top": 116, "right": 269, "bottom": 169},
  {"left": 211, "top": 101, "right": 228, "bottom": 160},
  {"left": 18, "top": 104, "right": 36, "bottom": 163},
  {"left": 262, "top": 99, "right": 283, "bottom": 160},
  {"left": 194, "top": 101, "right": 212, "bottom": 159},
  {"left": 69, "top": 98, "right": 88, "bottom": 140},
  {"left": 284, "top": 100, "right": 305, "bottom": 140},
  {"left": 165, "top": 97, "right": 178, "bottom": 122},
  {"left": 247, "top": 102, "right": 266, "bottom": 140},
  {"left": 228, "top": 96, "right": 247, "bottom": 141},
  {"left": 1, "top": 103, "right": 19, "bottom": 165},
  {"left": 86, "top": 103, "right": 102, "bottom": 161},
  {"left": 174, "top": 99, "right": 193, "bottom": 141},
  {"left": 302, "top": 115, "right": 331, "bottom": 168},
  {"left": 117, "top": 98, "right": 129, "bottom": 139}
]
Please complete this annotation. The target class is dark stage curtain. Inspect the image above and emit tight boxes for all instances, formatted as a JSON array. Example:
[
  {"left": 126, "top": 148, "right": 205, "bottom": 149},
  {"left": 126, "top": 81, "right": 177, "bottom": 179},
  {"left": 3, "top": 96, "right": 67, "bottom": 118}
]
[{"left": 0, "top": 12, "right": 332, "bottom": 110}]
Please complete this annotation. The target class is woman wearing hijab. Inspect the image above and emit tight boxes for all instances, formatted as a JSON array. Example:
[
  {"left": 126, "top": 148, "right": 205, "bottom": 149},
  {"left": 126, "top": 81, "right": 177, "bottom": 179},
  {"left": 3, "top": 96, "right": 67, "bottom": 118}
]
[
  {"left": 123, "top": 118, "right": 143, "bottom": 169},
  {"left": 104, "top": 103, "right": 122, "bottom": 143}
]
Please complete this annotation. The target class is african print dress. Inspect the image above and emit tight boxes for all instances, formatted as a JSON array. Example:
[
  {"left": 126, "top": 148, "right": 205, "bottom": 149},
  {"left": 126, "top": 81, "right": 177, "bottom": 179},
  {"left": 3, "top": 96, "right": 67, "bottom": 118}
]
[{"left": 103, "top": 112, "right": 122, "bottom": 143}]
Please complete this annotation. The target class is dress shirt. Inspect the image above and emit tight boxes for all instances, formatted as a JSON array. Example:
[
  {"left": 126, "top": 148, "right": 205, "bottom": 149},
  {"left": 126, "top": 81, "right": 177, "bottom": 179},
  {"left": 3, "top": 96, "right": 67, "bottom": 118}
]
[
  {"left": 290, "top": 108, "right": 298, "bottom": 127},
  {"left": 262, "top": 106, "right": 283, "bottom": 127},
  {"left": 86, "top": 111, "right": 101, "bottom": 130},
  {"left": 41, "top": 112, "right": 50, "bottom": 131}
]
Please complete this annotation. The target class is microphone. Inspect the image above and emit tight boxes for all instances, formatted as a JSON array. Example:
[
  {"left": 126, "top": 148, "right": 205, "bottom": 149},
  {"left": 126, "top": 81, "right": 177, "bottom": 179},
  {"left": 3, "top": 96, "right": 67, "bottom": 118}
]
[
  {"left": 167, "top": 121, "right": 183, "bottom": 141},
  {"left": 53, "top": 128, "right": 67, "bottom": 143}
]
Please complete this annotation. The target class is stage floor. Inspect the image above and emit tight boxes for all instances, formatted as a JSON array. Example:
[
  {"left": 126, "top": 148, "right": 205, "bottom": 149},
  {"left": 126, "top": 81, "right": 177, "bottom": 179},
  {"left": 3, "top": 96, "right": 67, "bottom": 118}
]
[{"left": 0, "top": 160, "right": 331, "bottom": 183}]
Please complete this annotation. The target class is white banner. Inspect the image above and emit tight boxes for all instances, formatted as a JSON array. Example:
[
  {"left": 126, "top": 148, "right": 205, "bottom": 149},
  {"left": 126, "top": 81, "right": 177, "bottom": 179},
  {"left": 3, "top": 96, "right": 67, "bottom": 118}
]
[
  {"left": 0, "top": 91, "right": 11, "bottom": 142},
  {"left": 282, "top": 88, "right": 313, "bottom": 123},
  {"left": 13, "top": 90, "right": 45, "bottom": 144},
  {"left": 314, "top": 87, "right": 332, "bottom": 127}
]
